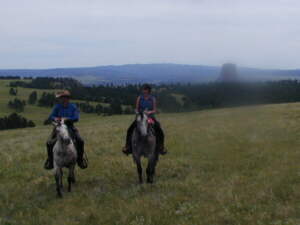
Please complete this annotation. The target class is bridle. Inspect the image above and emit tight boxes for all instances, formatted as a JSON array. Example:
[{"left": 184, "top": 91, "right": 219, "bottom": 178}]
[
  {"left": 136, "top": 112, "right": 155, "bottom": 137},
  {"left": 53, "top": 119, "right": 72, "bottom": 145}
]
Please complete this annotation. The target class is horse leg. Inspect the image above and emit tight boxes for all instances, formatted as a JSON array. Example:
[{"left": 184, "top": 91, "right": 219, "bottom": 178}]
[
  {"left": 71, "top": 170, "right": 76, "bottom": 184},
  {"left": 68, "top": 168, "right": 71, "bottom": 192},
  {"left": 60, "top": 169, "right": 64, "bottom": 190},
  {"left": 135, "top": 158, "right": 143, "bottom": 184},
  {"left": 147, "top": 155, "right": 158, "bottom": 184},
  {"left": 68, "top": 165, "right": 75, "bottom": 192},
  {"left": 55, "top": 168, "right": 63, "bottom": 198}
]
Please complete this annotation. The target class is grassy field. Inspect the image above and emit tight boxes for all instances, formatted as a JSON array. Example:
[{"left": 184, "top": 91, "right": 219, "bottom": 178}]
[{"left": 1, "top": 80, "right": 300, "bottom": 225}]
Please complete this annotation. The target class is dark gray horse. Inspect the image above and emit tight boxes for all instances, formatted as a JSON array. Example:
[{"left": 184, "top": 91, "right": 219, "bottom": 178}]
[
  {"left": 52, "top": 119, "right": 77, "bottom": 198},
  {"left": 132, "top": 111, "right": 159, "bottom": 184}
]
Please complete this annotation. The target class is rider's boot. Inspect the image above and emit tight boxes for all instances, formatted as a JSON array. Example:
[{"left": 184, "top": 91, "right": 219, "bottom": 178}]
[
  {"left": 77, "top": 154, "right": 88, "bottom": 169},
  {"left": 44, "top": 143, "right": 54, "bottom": 170},
  {"left": 159, "top": 146, "right": 168, "bottom": 155},
  {"left": 122, "top": 145, "right": 132, "bottom": 155},
  {"left": 122, "top": 121, "right": 136, "bottom": 156},
  {"left": 152, "top": 120, "right": 167, "bottom": 155},
  {"left": 156, "top": 133, "right": 167, "bottom": 155},
  {"left": 77, "top": 141, "right": 88, "bottom": 169}
]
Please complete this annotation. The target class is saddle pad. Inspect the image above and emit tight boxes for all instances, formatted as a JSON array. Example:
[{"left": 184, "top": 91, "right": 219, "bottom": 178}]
[{"left": 147, "top": 118, "right": 155, "bottom": 125}]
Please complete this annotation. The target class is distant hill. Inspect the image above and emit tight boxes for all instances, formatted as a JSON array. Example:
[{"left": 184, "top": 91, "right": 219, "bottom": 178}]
[{"left": 0, "top": 63, "right": 300, "bottom": 84}]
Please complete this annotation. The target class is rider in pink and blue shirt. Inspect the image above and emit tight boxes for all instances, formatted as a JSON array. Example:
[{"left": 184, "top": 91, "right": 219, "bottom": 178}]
[{"left": 122, "top": 84, "right": 167, "bottom": 155}]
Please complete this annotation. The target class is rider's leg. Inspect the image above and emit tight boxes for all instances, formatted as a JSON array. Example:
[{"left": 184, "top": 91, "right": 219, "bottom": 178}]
[
  {"left": 153, "top": 119, "right": 167, "bottom": 155},
  {"left": 72, "top": 127, "right": 87, "bottom": 169},
  {"left": 44, "top": 129, "right": 56, "bottom": 170},
  {"left": 122, "top": 121, "right": 137, "bottom": 155}
]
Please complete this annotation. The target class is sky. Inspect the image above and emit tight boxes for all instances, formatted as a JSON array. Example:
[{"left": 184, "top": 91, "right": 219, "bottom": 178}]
[{"left": 0, "top": 0, "right": 300, "bottom": 69}]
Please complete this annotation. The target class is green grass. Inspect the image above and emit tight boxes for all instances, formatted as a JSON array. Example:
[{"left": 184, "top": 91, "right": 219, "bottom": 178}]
[{"left": 1, "top": 101, "right": 300, "bottom": 224}]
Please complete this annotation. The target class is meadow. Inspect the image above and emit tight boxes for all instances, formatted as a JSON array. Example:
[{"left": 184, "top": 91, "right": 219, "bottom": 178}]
[{"left": 0, "top": 80, "right": 300, "bottom": 225}]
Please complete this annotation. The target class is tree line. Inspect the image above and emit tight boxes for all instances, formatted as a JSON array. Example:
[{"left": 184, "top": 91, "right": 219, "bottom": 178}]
[
  {"left": 9, "top": 77, "right": 180, "bottom": 112},
  {"left": 9, "top": 77, "right": 300, "bottom": 113},
  {"left": 10, "top": 77, "right": 81, "bottom": 89},
  {"left": 167, "top": 81, "right": 300, "bottom": 111},
  {"left": 8, "top": 98, "right": 26, "bottom": 112},
  {"left": 0, "top": 113, "right": 35, "bottom": 130},
  {"left": 0, "top": 76, "right": 22, "bottom": 80},
  {"left": 36, "top": 92, "right": 132, "bottom": 116}
]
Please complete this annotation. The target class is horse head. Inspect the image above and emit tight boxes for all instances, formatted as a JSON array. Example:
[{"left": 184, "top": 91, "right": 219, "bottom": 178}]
[
  {"left": 135, "top": 110, "right": 152, "bottom": 137},
  {"left": 53, "top": 119, "right": 71, "bottom": 145}
]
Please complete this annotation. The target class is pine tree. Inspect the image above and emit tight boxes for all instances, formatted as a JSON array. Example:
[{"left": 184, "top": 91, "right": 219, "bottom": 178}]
[
  {"left": 9, "top": 87, "right": 17, "bottom": 96},
  {"left": 0, "top": 113, "right": 35, "bottom": 130},
  {"left": 8, "top": 98, "right": 26, "bottom": 112},
  {"left": 28, "top": 91, "right": 38, "bottom": 104}
]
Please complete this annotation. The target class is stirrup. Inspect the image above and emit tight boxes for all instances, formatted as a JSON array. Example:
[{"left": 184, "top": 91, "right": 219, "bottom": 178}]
[
  {"left": 44, "top": 159, "right": 53, "bottom": 170},
  {"left": 78, "top": 153, "right": 88, "bottom": 169},
  {"left": 122, "top": 146, "right": 132, "bottom": 156},
  {"left": 159, "top": 147, "right": 168, "bottom": 155},
  {"left": 78, "top": 160, "right": 88, "bottom": 169}
]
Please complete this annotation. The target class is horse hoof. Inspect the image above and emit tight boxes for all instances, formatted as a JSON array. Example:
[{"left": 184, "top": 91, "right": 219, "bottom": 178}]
[
  {"left": 57, "top": 193, "right": 63, "bottom": 198},
  {"left": 147, "top": 178, "right": 153, "bottom": 184}
]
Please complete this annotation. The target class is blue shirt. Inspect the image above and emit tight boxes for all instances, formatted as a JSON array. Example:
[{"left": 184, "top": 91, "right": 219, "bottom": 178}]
[
  {"left": 49, "top": 103, "right": 79, "bottom": 122},
  {"left": 138, "top": 95, "right": 155, "bottom": 115}
]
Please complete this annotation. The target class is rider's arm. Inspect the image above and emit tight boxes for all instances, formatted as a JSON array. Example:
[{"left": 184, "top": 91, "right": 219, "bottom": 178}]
[
  {"left": 135, "top": 96, "right": 141, "bottom": 112},
  {"left": 148, "top": 97, "right": 157, "bottom": 114},
  {"left": 49, "top": 105, "right": 59, "bottom": 121}
]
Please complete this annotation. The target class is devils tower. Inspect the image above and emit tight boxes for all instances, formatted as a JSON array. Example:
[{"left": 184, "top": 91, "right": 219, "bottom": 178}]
[{"left": 218, "top": 63, "right": 238, "bottom": 82}]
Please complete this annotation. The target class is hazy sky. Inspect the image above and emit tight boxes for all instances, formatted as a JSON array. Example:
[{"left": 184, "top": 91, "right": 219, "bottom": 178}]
[{"left": 1, "top": 0, "right": 299, "bottom": 69}]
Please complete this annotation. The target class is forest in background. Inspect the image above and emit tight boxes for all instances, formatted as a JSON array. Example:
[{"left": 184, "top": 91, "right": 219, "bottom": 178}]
[{"left": 8, "top": 77, "right": 300, "bottom": 114}]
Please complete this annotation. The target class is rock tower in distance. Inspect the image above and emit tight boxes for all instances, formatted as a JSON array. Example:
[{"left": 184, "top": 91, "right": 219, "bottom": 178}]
[{"left": 218, "top": 63, "right": 238, "bottom": 82}]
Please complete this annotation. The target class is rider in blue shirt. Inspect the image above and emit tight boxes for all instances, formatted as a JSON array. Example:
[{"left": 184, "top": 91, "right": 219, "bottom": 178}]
[
  {"left": 122, "top": 84, "right": 167, "bottom": 155},
  {"left": 44, "top": 90, "right": 87, "bottom": 170},
  {"left": 49, "top": 103, "right": 79, "bottom": 122}
]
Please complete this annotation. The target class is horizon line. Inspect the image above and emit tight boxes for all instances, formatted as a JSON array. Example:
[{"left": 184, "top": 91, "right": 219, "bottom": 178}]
[{"left": 0, "top": 63, "right": 299, "bottom": 71}]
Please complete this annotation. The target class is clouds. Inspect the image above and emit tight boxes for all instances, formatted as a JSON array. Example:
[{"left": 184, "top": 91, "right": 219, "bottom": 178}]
[{"left": 0, "top": 0, "right": 299, "bottom": 69}]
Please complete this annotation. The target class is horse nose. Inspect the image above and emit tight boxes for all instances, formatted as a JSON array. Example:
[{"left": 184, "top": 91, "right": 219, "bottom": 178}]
[{"left": 141, "top": 132, "right": 147, "bottom": 137}]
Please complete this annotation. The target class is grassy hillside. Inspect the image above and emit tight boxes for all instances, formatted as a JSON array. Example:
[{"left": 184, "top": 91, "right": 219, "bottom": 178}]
[
  {"left": 0, "top": 80, "right": 56, "bottom": 125},
  {"left": 0, "top": 80, "right": 100, "bottom": 125},
  {"left": 1, "top": 101, "right": 300, "bottom": 225}
]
